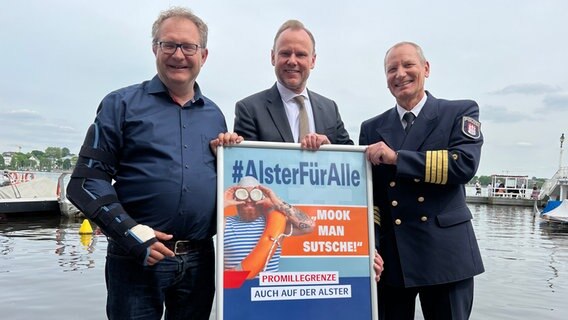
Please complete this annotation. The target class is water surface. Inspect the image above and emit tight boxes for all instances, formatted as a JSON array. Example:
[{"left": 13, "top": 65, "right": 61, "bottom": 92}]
[{"left": 1, "top": 205, "right": 567, "bottom": 319}]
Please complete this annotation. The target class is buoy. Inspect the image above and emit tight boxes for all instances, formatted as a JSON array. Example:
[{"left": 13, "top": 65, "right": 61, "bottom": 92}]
[
  {"left": 79, "top": 219, "right": 93, "bottom": 234},
  {"left": 80, "top": 234, "right": 93, "bottom": 249}
]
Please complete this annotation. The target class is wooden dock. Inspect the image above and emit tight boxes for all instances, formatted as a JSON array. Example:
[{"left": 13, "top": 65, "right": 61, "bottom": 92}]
[{"left": 0, "top": 197, "right": 59, "bottom": 214}]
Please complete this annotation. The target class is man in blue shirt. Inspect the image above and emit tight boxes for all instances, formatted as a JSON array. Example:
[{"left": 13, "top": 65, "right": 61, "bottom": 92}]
[{"left": 67, "top": 7, "right": 241, "bottom": 320}]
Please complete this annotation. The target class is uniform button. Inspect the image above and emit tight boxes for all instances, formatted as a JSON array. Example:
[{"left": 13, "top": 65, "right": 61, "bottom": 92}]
[
  {"left": 395, "top": 219, "right": 402, "bottom": 225},
  {"left": 420, "top": 216, "right": 428, "bottom": 222},
  {"left": 389, "top": 181, "right": 396, "bottom": 187},
  {"left": 184, "top": 145, "right": 188, "bottom": 149},
  {"left": 185, "top": 165, "right": 189, "bottom": 169},
  {"left": 391, "top": 200, "right": 398, "bottom": 207},
  {"left": 452, "top": 154, "right": 459, "bottom": 160},
  {"left": 418, "top": 196, "right": 425, "bottom": 202},
  {"left": 414, "top": 178, "right": 420, "bottom": 183}
]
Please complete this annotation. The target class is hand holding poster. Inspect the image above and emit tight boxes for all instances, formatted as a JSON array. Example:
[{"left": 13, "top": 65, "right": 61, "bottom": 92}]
[{"left": 217, "top": 141, "right": 377, "bottom": 319}]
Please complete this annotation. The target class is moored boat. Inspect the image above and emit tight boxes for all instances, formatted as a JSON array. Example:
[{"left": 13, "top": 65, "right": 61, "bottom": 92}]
[
  {"left": 0, "top": 170, "right": 59, "bottom": 214},
  {"left": 539, "top": 200, "right": 568, "bottom": 223},
  {"left": 56, "top": 172, "right": 82, "bottom": 218}
]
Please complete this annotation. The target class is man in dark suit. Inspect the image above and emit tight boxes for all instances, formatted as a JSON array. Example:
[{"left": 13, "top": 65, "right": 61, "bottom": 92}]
[
  {"left": 234, "top": 19, "right": 385, "bottom": 280},
  {"left": 359, "top": 42, "right": 484, "bottom": 319},
  {"left": 233, "top": 19, "right": 353, "bottom": 149}
]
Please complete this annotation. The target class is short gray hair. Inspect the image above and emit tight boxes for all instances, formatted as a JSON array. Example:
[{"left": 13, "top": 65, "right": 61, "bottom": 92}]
[
  {"left": 384, "top": 41, "right": 427, "bottom": 70},
  {"left": 151, "top": 7, "right": 208, "bottom": 48}
]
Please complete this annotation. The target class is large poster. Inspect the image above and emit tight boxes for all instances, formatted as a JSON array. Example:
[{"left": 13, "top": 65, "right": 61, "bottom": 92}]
[{"left": 217, "top": 141, "right": 376, "bottom": 319}]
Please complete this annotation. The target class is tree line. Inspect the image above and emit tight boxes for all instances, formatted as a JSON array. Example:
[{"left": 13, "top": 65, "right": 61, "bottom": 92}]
[{"left": 0, "top": 147, "right": 77, "bottom": 171}]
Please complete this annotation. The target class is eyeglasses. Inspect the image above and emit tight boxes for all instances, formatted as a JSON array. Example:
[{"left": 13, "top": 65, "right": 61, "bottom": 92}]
[
  {"left": 234, "top": 188, "right": 264, "bottom": 202},
  {"left": 156, "top": 41, "right": 201, "bottom": 56}
]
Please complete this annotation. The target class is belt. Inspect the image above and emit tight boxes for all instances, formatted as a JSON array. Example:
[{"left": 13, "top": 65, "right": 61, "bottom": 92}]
[{"left": 163, "top": 239, "right": 212, "bottom": 255}]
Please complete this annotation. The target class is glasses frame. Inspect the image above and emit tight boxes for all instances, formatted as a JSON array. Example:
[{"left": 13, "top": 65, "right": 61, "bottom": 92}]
[{"left": 156, "top": 41, "right": 202, "bottom": 56}]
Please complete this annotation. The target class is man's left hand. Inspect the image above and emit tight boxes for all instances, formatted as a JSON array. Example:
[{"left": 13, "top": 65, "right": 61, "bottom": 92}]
[
  {"left": 300, "top": 133, "right": 330, "bottom": 150},
  {"left": 210, "top": 132, "right": 243, "bottom": 155}
]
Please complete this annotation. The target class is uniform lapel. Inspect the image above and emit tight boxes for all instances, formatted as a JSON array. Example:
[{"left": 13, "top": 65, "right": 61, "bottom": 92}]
[
  {"left": 402, "top": 92, "right": 439, "bottom": 150},
  {"left": 375, "top": 107, "right": 406, "bottom": 150},
  {"left": 266, "top": 84, "right": 295, "bottom": 142}
]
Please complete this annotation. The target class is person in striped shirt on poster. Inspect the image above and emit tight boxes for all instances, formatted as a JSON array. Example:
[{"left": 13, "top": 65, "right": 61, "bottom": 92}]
[{"left": 223, "top": 176, "right": 314, "bottom": 277}]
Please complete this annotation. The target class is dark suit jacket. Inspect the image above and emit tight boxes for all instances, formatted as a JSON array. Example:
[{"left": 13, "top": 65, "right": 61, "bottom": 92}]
[
  {"left": 234, "top": 84, "right": 353, "bottom": 144},
  {"left": 359, "top": 91, "right": 484, "bottom": 288}
]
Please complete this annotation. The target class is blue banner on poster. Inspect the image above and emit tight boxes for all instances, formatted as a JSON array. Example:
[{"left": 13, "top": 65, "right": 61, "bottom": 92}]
[{"left": 217, "top": 142, "right": 377, "bottom": 320}]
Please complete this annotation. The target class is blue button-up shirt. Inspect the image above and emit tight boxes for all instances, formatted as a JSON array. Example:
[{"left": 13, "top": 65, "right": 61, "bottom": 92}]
[{"left": 83, "top": 75, "right": 227, "bottom": 240}]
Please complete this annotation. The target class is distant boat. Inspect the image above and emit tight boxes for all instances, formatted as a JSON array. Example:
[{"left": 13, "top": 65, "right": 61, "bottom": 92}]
[
  {"left": 534, "top": 167, "right": 568, "bottom": 224},
  {"left": 466, "top": 174, "right": 538, "bottom": 207},
  {"left": 538, "top": 200, "right": 568, "bottom": 223}
]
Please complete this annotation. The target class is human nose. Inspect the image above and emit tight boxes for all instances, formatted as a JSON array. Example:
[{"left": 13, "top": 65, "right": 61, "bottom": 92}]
[
  {"left": 286, "top": 54, "right": 298, "bottom": 66},
  {"left": 394, "top": 66, "right": 407, "bottom": 78},
  {"left": 171, "top": 45, "right": 185, "bottom": 58}
]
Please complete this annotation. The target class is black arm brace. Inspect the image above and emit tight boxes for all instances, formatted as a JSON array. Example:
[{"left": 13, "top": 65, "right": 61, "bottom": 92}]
[{"left": 67, "top": 143, "right": 157, "bottom": 264}]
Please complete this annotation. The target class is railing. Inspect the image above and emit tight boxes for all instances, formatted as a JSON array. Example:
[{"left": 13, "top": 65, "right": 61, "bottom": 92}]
[
  {"left": 539, "top": 167, "right": 568, "bottom": 200},
  {"left": 488, "top": 187, "right": 532, "bottom": 199}
]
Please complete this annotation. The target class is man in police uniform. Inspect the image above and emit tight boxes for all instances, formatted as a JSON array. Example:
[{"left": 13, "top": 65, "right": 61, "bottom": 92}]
[{"left": 359, "top": 42, "right": 484, "bottom": 319}]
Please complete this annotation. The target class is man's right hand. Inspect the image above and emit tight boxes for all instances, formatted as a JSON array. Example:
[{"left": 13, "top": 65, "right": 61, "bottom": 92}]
[{"left": 145, "top": 230, "right": 175, "bottom": 266}]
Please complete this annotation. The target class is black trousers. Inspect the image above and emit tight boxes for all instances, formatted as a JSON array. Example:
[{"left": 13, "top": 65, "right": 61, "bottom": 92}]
[{"left": 378, "top": 278, "right": 474, "bottom": 320}]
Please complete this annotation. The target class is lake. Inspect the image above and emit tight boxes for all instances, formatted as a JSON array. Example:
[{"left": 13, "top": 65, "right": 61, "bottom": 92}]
[{"left": 1, "top": 204, "right": 567, "bottom": 319}]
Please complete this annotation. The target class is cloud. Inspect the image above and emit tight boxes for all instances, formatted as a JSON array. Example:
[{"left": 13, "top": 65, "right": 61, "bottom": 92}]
[
  {"left": 0, "top": 108, "right": 83, "bottom": 153},
  {"left": 490, "top": 83, "right": 562, "bottom": 95},
  {"left": 0, "top": 109, "right": 43, "bottom": 121},
  {"left": 541, "top": 93, "right": 568, "bottom": 111},
  {"left": 479, "top": 104, "right": 533, "bottom": 123},
  {"left": 515, "top": 141, "right": 533, "bottom": 147}
]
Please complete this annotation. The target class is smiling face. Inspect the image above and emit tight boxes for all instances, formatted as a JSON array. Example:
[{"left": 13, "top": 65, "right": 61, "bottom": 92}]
[
  {"left": 384, "top": 43, "right": 429, "bottom": 110},
  {"left": 152, "top": 17, "right": 208, "bottom": 94},
  {"left": 271, "top": 28, "right": 316, "bottom": 94}
]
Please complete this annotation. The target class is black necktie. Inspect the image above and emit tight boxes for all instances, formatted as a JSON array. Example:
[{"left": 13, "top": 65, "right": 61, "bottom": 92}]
[{"left": 403, "top": 112, "right": 416, "bottom": 134}]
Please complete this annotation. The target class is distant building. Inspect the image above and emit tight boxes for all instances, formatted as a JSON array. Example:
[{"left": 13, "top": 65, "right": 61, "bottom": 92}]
[
  {"left": 2, "top": 152, "right": 15, "bottom": 167},
  {"left": 28, "top": 155, "right": 39, "bottom": 168}
]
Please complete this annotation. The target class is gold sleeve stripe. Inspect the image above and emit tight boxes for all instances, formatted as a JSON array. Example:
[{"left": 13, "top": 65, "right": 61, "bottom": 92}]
[
  {"left": 441, "top": 150, "right": 448, "bottom": 184},
  {"left": 425, "top": 150, "right": 432, "bottom": 183},
  {"left": 434, "top": 151, "right": 444, "bottom": 184},
  {"left": 425, "top": 150, "right": 448, "bottom": 185},
  {"left": 373, "top": 206, "right": 381, "bottom": 226}
]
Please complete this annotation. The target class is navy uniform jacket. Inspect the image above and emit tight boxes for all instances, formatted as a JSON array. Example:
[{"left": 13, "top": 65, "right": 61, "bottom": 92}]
[
  {"left": 359, "top": 91, "right": 484, "bottom": 288},
  {"left": 234, "top": 84, "right": 353, "bottom": 144}
]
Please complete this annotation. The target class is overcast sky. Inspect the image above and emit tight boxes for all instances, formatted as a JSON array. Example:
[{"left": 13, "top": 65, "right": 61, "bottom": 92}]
[{"left": 1, "top": 0, "right": 567, "bottom": 178}]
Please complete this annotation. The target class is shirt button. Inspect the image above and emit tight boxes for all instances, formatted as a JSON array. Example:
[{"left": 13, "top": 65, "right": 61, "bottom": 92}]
[
  {"left": 391, "top": 200, "right": 398, "bottom": 207},
  {"left": 418, "top": 196, "right": 425, "bottom": 202},
  {"left": 389, "top": 181, "right": 396, "bottom": 187},
  {"left": 183, "top": 125, "right": 187, "bottom": 129},
  {"left": 184, "top": 145, "right": 188, "bottom": 149},
  {"left": 185, "top": 165, "right": 189, "bottom": 169},
  {"left": 395, "top": 219, "right": 402, "bottom": 225},
  {"left": 420, "top": 216, "right": 428, "bottom": 222}
]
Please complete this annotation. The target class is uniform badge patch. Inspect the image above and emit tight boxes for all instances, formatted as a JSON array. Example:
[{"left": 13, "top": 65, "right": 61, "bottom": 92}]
[{"left": 462, "top": 116, "right": 481, "bottom": 139}]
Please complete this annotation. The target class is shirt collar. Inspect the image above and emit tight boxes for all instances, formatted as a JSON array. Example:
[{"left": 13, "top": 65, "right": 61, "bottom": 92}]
[
  {"left": 276, "top": 81, "right": 308, "bottom": 103},
  {"left": 147, "top": 75, "right": 205, "bottom": 106},
  {"left": 396, "top": 92, "right": 427, "bottom": 121}
]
